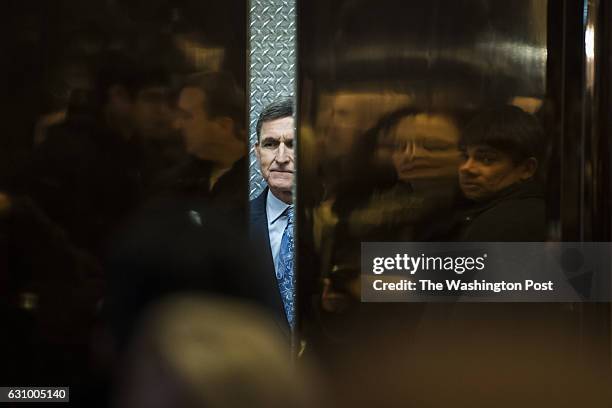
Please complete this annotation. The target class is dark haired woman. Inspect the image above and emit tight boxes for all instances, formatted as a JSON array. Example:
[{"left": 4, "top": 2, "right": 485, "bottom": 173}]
[{"left": 332, "top": 107, "right": 463, "bottom": 242}]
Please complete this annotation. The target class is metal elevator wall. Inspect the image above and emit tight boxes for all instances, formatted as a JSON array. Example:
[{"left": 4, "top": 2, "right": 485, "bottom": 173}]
[{"left": 296, "top": 0, "right": 612, "bottom": 375}]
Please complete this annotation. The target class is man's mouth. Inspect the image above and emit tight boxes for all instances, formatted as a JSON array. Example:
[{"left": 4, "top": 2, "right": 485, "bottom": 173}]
[{"left": 460, "top": 179, "right": 480, "bottom": 187}]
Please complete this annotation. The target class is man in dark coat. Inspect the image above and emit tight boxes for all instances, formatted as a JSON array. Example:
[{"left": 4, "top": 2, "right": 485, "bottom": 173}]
[
  {"left": 436, "top": 106, "right": 572, "bottom": 351},
  {"left": 161, "top": 71, "right": 248, "bottom": 225},
  {"left": 449, "top": 180, "right": 546, "bottom": 241},
  {"left": 250, "top": 99, "right": 295, "bottom": 334},
  {"left": 447, "top": 105, "right": 547, "bottom": 242}
]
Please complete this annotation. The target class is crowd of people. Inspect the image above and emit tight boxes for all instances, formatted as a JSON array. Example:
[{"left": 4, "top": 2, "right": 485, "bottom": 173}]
[{"left": 306, "top": 97, "right": 549, "bottom": 312}]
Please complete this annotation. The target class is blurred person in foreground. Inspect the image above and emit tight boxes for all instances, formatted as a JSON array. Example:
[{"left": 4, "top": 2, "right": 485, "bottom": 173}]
[
  {"left": 77, "top": 177, "right": 287, "bottom": 406},
  {"left": 329, "top": 315, "right": 611, "bottom": 408},
  {"left": 444, "top": 105, "right": 546, "bottom": 241},
  {"left": 105, "top": 198, "right": 289, "bottom": 353},
  {"left": 113, "top": 295, "right": 324, "bottom": 408}
]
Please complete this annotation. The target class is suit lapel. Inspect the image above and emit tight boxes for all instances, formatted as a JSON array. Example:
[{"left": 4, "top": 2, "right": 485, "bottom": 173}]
[
  {"left": 249, "top": 189, "right": 291, "bottom": 337},
  {"left": 250, "top": 190, "right": 274, "bottom": 270}
]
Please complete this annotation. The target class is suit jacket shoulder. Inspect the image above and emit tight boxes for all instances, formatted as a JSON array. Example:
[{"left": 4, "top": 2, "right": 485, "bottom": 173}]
[
  {"left": 458, "top": 182, "right": 546, "bottom": 242},
  {"left": 249, "top": 189, "right": 269, "bottom": 243}
]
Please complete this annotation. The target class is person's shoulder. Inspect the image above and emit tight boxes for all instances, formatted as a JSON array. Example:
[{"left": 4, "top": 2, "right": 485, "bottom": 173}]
[
  {"left": 485, "top": 195, "right": 545, "bottom": 218},
  {"left": 476, "top": 182, "right": 544, "bottom": 216},
  {"left": 249, "top": 189, "right": 268, "bottom": 220},
  {"left": 466, "top": 196, "right": 546, "bottom": 241}
]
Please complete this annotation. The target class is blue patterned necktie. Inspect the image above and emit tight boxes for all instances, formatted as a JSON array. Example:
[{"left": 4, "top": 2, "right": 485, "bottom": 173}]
[{"left": 276, "top": 205, "right": 295, "bottom": 328}]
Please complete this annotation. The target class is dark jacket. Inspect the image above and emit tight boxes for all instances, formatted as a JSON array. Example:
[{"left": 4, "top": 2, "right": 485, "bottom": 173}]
[
  {"left": 106, "top": 195, "right": 288, "bottom": 349},
  {"left": 151, "top": 155, "right": 248, "bottom": 228},
  {"left": 249, "top": 189, "right": 292, "bottom": 338},
  {"left": 446, "top": 180, "right": 546, "bottom": 242}
]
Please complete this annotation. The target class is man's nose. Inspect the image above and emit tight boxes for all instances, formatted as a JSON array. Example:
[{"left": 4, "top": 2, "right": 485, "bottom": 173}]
[
  {"left": 459, "top": 157, "right": 476, "bottom": 174},
  {"left": 401, "top": 140, "right": 422, "bottom": 161},
  {"left": 275, "top": 142, "right": 290, "bottom": 163}
]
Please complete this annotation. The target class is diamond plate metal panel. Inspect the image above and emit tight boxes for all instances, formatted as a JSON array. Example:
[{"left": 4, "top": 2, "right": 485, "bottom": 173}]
[{"left": 249, "top": 0, "right": 296, "bottom": 199}]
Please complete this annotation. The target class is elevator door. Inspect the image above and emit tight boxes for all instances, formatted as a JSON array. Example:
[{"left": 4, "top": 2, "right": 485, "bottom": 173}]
[{"left": 297, "top": 0, "right": 611, "bottom": 393}]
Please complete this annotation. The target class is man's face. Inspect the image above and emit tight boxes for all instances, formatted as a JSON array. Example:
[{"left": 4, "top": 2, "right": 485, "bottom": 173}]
[
  {"left": 319, "top": 91, "right": 412, "bottom": 162},
  {"left": 459, "top": 144, "right": 534, "bottom": 201},
  {"left": 174, "top": 87, "right": 216, "bottom": 155},
  {"left": 376, "top": 114, "right": 461, "bottom": 181},
  {"left": 256, "top": 116, "right": 295, "bottom": 202}
]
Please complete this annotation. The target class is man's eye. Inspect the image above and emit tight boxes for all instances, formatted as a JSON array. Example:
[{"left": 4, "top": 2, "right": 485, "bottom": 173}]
[
  {"left": 263, "top": 141, "right": 278, "bottom": 149},
  {"left": 285, "top": 141, "right": 294, "bottom": 149},
  {"left": 476, "top": 154, "right": 497, "bottom": 164}
]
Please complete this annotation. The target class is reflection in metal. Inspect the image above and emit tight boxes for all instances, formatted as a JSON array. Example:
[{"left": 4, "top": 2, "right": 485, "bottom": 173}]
[
  {"left": 299, "top": 0, "right": 552, "bottom": 314},
  {"left": 338, "top": 39, "right": 548, "bottom": 97},
  {"left": 581, "top": 0, "right": 601, "bottom": 241},
  {"left": 297, "top": 0, "right": 612, "bottom": 373},
  {"left": 249, "top": 0, "right": 296, "bottom": 199},
  {"left": 175, "top": 36, "right": 226, "bottom": 71},
  {"left": 2, "top": 0, "right": 250, "bottom": 390}
]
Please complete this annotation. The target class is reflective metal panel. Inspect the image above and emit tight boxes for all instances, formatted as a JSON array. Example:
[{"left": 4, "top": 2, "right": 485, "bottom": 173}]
[
  {"left": 297, "top": 0, "right": 612, "bottom": 384},
  {"left": 1, "top": 0, "right": 248, "bottom": 400}
]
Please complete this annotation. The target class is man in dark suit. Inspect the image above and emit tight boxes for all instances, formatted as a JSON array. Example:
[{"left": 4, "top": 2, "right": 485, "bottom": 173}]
[
  {"left": 162, "top": 71, "right": 248, "bottom": 225},
  {"left": 250, "top": 99, "right": 295, "bottom": 332}
]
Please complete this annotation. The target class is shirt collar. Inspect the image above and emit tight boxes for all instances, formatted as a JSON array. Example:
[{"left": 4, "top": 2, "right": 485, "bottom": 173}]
[{"left": 266, "top": 189, "right": 291, "bottom": 224}]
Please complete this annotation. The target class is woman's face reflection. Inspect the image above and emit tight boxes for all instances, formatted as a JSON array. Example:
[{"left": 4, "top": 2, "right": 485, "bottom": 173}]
[{"left": 377, "top": 114, "right": 461, "bottom": 182}]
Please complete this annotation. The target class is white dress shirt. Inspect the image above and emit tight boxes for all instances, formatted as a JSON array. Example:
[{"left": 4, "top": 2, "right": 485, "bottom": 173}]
[{"left": 266, "top": 189, "right": 291, "bottom": 271}]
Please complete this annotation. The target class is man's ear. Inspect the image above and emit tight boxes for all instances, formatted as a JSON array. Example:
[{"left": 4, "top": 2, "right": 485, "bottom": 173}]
[
  {"left": 255, "top": 140, "right": 261, "bottom": 162},
  {"left": 520, "top": 157, "right": 538, "bottom": 180}
]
